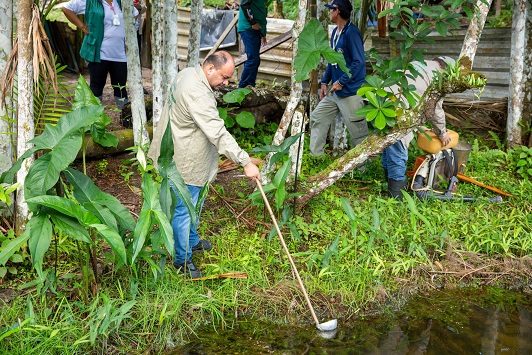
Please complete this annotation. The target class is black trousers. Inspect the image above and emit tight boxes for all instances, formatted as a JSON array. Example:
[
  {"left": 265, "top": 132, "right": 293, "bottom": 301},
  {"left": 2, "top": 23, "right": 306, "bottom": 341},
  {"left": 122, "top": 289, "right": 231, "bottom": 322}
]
[{"left": 87, "top": 60, "right": 128, "bottom": 99}]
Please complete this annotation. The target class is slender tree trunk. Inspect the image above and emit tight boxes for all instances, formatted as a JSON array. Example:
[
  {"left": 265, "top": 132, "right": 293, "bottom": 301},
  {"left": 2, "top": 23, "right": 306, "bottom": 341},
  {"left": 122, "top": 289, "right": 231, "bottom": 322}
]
[
  {"left": 163, "top": 0, "right": 179, "bottom": 96},
  {"left": 16, "top": 0, "right": 34, "bottom": 233},
  {"left": 507, "top": 0, "right": 531, "bottom": 148},
  {"left": 260, "top": 0, "right": 307, "bottom": 183},
  {"left": 151, "top": 0, "right": 164, "bottom": 127},
  {"left": 122, "top": 0, "right": 149, "bottom": 145},
  {"left": 0, "top": 0, "right": 13, "bottom": 175},
  {"left": 459, "top": 0, "right": 493, "bottom": 65},
  {"left": 273, "top": 1, "right": 284, "bottom": 19},
  {"left": 187, "top": 0, "right": 203, "bottom": 67}
]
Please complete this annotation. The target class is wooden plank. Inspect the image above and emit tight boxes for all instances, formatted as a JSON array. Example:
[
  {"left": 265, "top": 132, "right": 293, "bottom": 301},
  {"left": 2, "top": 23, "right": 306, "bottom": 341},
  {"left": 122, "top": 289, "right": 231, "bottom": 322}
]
[{"left": 234, "top": 30, "right": 292, "bottom": 67}]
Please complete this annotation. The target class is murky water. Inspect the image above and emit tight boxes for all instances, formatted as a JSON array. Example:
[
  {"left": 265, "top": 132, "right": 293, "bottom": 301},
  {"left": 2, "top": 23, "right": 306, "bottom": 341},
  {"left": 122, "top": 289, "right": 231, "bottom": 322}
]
[{"left": 172, "top": 288, "right": 532, "bottom": 354}]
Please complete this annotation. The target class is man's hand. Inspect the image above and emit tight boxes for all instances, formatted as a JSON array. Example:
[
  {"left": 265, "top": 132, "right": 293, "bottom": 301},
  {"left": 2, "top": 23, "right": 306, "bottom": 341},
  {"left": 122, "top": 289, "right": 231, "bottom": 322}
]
[
  {"left": 440, "top": 132, "right": 451, "bottom": 146},
  {"left": 244, "top": 162, "right": 261, "bottom": 180},
  {"left": 329, "top": 81, "right": 343, "bottom": 93},
  {"left": 319, "top": 84, "right": 328, "bottom": 100},
  {"left": 261, "top": 36, "right": 267, "bottom": 47},
  {"left": 252, "top": 23, "right": 261, "bottom": 30}
]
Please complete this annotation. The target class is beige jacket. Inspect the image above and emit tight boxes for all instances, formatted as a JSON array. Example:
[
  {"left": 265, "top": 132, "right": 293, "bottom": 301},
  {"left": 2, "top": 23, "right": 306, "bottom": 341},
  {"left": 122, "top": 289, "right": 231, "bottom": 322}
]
[
  {"left": 390, "top": 60, "right": 447, "bottom": 148},
  {"left": 148, "top": 66, "right": 251, "bottom": 186}
]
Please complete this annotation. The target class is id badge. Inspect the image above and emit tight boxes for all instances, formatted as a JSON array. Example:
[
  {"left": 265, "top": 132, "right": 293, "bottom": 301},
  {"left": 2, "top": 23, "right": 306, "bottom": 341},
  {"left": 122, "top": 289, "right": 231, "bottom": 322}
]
[{"left": 113, "top": 13, "right": 120, "bottom": 26}]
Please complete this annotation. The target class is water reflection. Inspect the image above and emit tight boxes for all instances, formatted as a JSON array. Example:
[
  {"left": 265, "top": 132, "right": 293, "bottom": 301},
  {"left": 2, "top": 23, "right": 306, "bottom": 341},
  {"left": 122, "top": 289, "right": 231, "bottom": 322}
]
[{"left": 172, "top": 288, "right": 532, "bottom": 354}]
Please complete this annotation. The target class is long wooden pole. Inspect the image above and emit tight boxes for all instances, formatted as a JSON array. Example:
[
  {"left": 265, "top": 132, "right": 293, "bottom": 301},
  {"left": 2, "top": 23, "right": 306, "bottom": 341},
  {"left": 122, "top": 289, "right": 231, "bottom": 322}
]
[{"left": 255, "top": 180, "right": 321, "bottom": 328}]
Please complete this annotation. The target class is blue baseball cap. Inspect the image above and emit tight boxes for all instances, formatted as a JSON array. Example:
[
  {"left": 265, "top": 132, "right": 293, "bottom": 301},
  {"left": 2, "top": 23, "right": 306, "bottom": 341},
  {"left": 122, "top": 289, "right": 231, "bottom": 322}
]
[{"left": 324, "top": 0, "right": 353, "bottom": 13}]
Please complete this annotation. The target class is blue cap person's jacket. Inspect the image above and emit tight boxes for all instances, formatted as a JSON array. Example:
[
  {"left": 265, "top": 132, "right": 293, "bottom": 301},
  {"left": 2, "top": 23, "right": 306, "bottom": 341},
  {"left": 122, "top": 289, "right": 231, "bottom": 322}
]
[{"left": 321, "top": 21, "right": 366, "bottom": 97}]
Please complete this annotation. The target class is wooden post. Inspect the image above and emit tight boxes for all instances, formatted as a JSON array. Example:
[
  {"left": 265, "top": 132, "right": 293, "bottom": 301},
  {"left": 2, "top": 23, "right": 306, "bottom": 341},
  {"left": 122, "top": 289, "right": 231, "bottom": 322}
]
[{"left": 377, "top": 0, "right": 386, "bottom": 38}]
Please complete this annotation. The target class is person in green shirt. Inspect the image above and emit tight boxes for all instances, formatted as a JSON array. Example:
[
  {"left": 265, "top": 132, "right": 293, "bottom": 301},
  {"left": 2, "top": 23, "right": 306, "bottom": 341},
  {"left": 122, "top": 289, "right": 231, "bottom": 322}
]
[{"left": 237, "top": 0, "right": 267, "bottom": 88}]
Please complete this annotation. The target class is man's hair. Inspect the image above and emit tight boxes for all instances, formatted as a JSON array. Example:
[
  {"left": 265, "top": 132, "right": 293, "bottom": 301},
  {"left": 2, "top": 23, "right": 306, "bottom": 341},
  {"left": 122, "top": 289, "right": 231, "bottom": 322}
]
[
  {"left": 203, "top": 52, "right": 230, "bottom": 69},
  {"left": 338, "top": 6, "right": 352, "bottom": 20}
]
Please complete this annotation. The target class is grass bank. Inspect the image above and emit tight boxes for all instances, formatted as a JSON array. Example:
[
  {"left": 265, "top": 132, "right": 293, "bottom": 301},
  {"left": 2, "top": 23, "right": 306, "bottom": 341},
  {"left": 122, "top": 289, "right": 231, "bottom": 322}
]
[{"left": 1, "top": 139, "right": 531, "bottom": 353}]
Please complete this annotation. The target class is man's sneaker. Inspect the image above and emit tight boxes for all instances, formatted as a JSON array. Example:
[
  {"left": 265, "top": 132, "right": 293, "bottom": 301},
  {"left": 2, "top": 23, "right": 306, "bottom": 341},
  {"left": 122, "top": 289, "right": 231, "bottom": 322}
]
[
  {"left": 192, "top": 240, "right": 212, "bottom": 254},
  {"left": 173, "top": 259, "right": 203, "bottom": 279}
]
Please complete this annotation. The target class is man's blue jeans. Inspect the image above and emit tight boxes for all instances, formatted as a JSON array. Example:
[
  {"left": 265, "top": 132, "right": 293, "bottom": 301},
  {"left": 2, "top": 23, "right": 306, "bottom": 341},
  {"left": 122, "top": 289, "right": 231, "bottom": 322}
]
[
  {"left": 238, "top": 29, "right": 262, "bottom": 88},
  {"left": 382, "top": 141, "right": 408, "bottom": 181},
  {"left": 172, "top": 185, "right": 204, "bottom": 265}
]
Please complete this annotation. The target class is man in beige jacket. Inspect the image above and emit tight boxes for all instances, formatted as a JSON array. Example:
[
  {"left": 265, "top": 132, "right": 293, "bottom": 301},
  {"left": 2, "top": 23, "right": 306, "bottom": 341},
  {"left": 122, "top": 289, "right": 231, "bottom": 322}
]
[{"left": 148, "top": 51, "right": 260, "bottom": 278}]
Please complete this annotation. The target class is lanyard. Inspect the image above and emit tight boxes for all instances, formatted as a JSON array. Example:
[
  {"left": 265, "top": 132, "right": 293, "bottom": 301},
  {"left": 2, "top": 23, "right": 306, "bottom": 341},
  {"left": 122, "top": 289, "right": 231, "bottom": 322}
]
[
  {"left": 104, "top": 0, "right": 121, "bottom": 26},
  {"left": 332, "top": 21, "right": 350, "bottom": 51}
]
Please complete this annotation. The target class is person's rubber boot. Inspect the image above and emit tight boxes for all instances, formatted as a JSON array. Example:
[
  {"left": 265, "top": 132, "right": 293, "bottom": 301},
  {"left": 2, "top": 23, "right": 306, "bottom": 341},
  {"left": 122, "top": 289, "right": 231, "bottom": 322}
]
[
  {"left": 388, "top": 178, "right": 407, "bottom": 200},
  {"left": 114, "top": 96, "right": 129, "bottom": 109}
]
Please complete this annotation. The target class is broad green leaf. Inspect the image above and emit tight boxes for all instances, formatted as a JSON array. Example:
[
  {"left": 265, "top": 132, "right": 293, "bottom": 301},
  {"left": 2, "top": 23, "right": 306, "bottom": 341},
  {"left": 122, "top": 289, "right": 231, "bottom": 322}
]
[
  {"left": 235, "top": 111, "right": 255, "bottom": 129},
  {"left": 92, "top": 224, "right": 127, "bottom": 264},
  {"left": 28, "top": 215, "right": 53, "bottom": 277},
  {"left": 132, "top": 206, "right": 152, "bottom": 263},
  {"left": 0, "top": 231, "right": 30, "bottom": 266},
  {"left": 275, "top": 186, "right": 287, "bottom": 211},
  {"left": 376, "top": 89, "right": 388, "bottom": 97},
  {"left": 30, "top": 105, "right": 104, "bottom": 151},
  {"left": 365, "top": 75, "right": 384, "bottom": 88},
  {"left": 435, "top": 21, "right": 448, "bottom": 36},
  {"left": 155, "top": 121, "right": 197, "bottom": 225},
  {"left": 222, "top": 88, "right": 251, "bottom": 104},
  {"left": 321, "top": 47, "right": 351, "bottom": 78},
  {"left": 217, "top": 107, "right": 228, "bottom": 120},
  {"left": 25, "top": 135, "right": 81, "bottom": 200},
  {"left": 381, "top": 108, "right": 397, "bottom": 117},
  {"left": 224, "top": 115, "right": 236, "bottom": 128},
  {"left": 26, "top": 195, "right": 100, "bottom": 226},
  {"left": 356, "top": 86, "right": 375, "bottom": 96},
  {"left": 375, "top": 111, "right": 387, "bottom": 130},
  {"left": 73, "top": 75, "right": 101, "bottom": 110},
  {"left": 356, "top": 105, "right": 377, "bottom": 117},
  {"left": 65, "top": 168, "right": 135, "bottom": 231},
  {"left": 365, "top": 91, "right": 379, "bottom": 107},
  {"left": 153, "top": 209, "right": 174, "bottom": 258},
  {"left": 90, "top": 117, "right": 119, "bottom": 148},
  {"left": 273, "top": 158, "right": 292, "bottom": 189},
  {"left": 84, "top": 202, "right": 118, "bottom": 232},
  {"left": 367, "top": 109, "right": 379, "bottom": 121},
  {"left": 294, "top": 51, "right": 321, "bottom": 82},
  {"left": 50, "top": 214, "right": 91, "bottom": 243}
]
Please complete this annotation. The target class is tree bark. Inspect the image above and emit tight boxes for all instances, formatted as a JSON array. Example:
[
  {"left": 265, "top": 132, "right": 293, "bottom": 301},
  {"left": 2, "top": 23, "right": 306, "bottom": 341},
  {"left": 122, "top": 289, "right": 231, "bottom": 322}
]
[
  {"left": 16, "top": 0, "right": 34, "bottom": 233},
  {"left": 272, "top": 1, "right": 284, "bottom": 19},
  {"left": 459, "top": 0, "right": 493, "bottom": 65},
  {"left": 122, "top": 0, "right": 149, "bottom": 145},
  {"left": 260, "top": 0, "right": 307, "bottom": 183},
  {"left": 0, "top": 0, "right": 13, "bottom": 175},
  {"left": 507, "top": 0, "right": 531, "bottom": 148},
  {"left": 187, "top": 0, "right": 203, "bottom": 67},
  {"left": 164, "top": 0, "right": 179, "bottom": 95},
  {"left": 151, "top": 0, "right": 164, "bottom": 128}
]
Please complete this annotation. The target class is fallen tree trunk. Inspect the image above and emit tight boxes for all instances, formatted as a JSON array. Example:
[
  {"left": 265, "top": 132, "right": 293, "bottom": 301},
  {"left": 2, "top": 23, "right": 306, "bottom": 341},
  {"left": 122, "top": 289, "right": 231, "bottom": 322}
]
[
  {"left": 78, "top": 127, "right": 153, "bottom": 159},
  {"left": 296, "top": 67, "right": 486, "bottom": 208}
]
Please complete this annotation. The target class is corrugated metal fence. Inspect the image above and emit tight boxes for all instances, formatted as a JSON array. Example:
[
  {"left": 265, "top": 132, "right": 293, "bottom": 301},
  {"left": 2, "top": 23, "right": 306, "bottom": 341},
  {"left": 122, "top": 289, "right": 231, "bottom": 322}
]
[
  {"left": 371, "top": 27, "right": 512, "bottom": 100},
  {"left": 178, "top": 7, "right": 510, "bottom": 99}
]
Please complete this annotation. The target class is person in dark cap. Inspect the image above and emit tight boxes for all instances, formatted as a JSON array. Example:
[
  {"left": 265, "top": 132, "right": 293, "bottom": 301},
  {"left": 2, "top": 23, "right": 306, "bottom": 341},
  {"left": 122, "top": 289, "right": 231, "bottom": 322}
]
[{"left": 309, "top": 0, "right": 368, "bottom": 156}]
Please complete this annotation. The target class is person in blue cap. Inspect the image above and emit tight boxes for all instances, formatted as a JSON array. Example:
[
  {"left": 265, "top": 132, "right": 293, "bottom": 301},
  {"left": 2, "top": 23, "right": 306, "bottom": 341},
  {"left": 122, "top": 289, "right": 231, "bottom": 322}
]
[{"left": 309, "top": 0, "right": 368, "bottom": 156}]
